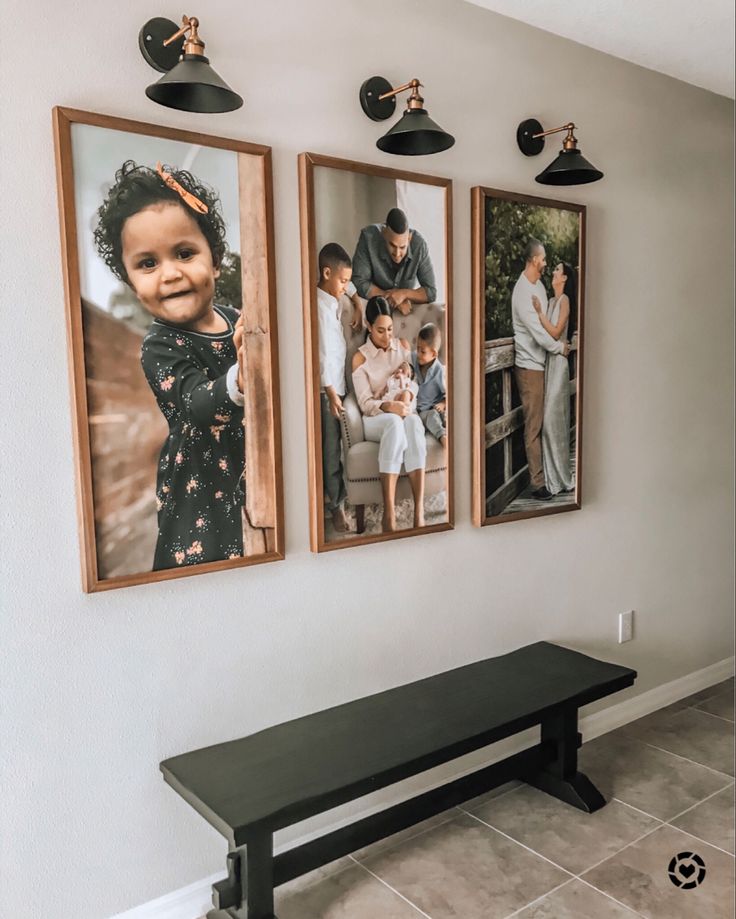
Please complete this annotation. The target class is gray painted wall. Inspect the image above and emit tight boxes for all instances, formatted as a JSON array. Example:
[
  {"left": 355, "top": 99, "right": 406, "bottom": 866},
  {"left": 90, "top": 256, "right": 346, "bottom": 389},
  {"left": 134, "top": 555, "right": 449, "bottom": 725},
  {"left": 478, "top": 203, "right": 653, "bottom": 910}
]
[{"left": 1, "top": 0, "right": 733, "bottom": 916}]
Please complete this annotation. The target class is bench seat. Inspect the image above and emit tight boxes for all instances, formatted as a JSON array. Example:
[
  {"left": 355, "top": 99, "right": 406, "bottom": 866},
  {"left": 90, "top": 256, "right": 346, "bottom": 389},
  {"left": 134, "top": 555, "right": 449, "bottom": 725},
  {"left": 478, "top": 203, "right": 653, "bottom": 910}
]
[{"left": 161, "top": 641, "right": 636, "bottom": 919}]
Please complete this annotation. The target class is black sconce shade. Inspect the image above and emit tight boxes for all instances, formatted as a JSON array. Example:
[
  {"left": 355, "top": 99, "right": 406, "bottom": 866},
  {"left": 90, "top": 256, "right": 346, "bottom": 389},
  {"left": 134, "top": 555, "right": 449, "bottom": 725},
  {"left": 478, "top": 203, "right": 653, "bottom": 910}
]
[
  {"left": 377, "top": 109, "right": 455, "bottom": 156},
  {"left": 145, "top": 56, "right": 243, "bottom": 113},
  {"left": 534, "top": 149, "right": 604, "bottom": 186}
]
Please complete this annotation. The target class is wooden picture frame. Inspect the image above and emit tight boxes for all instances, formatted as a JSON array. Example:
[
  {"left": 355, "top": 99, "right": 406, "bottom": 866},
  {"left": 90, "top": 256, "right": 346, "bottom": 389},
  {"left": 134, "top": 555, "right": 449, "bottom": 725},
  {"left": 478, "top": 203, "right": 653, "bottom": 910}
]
[
  {"left": 53, "top": 107, "right": 284, "bottom": 591},
  {"left": 472, "top": 186, "right": 585, "bottom": 526},
  {"left": 299, "top": 153, "right": 454, "bottom": 551}
]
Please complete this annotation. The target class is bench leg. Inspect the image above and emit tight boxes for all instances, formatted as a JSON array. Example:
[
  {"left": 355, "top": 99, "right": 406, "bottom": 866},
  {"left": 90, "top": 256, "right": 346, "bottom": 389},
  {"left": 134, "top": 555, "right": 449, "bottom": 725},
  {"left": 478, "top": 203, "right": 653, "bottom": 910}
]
[
  {"left": 246, "top": 832, "right": 276, "bottom": 919},
  {"left": 526, "top": 705, "right": 606, "bottom": 813},
  {"left": 207, "top": 834, "right": 277, "bottom": 919}
]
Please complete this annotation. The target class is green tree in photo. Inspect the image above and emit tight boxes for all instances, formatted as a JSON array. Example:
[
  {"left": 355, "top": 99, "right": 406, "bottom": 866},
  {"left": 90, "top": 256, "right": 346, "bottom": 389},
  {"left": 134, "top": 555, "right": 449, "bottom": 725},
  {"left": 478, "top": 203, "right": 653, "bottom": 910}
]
[
  {"left": 483, "top": 198, "right": 580, "bottom": 496},
  {"left": 215, "top": 251, "right": 243, "bottom": 311},
  {"left": 484, "top": 200, "right": 579, "bottom": 341}
]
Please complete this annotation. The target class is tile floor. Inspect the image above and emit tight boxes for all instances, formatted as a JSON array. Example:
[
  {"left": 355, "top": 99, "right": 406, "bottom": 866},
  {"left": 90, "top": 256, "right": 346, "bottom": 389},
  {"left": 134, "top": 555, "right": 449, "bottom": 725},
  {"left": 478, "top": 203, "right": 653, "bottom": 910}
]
[{"left": 216, "top": 678, "right": 736, "bottom": 919}]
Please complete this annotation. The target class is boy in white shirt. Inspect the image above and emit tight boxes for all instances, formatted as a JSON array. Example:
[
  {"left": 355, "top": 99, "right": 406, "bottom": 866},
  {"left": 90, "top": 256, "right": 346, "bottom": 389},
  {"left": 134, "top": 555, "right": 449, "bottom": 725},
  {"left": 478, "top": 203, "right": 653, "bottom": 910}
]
[{"left": 317, "top": 243, "right": 361, "bottom": 532}]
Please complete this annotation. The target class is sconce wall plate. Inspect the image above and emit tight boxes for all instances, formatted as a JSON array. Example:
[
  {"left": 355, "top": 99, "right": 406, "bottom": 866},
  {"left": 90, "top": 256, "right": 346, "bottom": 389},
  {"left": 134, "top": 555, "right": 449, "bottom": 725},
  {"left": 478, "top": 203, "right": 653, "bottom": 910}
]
[
  {"left": 139, "top": 17, "right": 183, "bottom": 72},
  {"left": 359, "top": 76, "right": 396, "bottom": 122},
  {"left": 517, "top": 118, "right": 545, "bottom": 157}
]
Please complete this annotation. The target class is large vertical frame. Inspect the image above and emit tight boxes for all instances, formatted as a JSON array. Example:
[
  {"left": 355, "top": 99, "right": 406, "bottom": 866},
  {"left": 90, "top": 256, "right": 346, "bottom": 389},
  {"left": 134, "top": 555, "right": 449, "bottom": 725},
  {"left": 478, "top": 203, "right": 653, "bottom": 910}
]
[
  {"left": 299, "top": 152, "right": 454, "bottom": 552},
  {"left": 53, "top": 107, "right": 284, "bottom": 590},
  {"left": 472, "top": 186, "right": 585, "bottom": 526}
]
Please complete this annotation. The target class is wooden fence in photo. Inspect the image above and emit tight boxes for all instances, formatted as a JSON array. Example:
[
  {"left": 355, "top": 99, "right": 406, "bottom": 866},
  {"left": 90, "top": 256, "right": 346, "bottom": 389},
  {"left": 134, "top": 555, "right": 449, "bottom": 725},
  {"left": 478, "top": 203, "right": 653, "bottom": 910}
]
[{"left": 484, "top": 335, "right": 578, "bottom": 517}]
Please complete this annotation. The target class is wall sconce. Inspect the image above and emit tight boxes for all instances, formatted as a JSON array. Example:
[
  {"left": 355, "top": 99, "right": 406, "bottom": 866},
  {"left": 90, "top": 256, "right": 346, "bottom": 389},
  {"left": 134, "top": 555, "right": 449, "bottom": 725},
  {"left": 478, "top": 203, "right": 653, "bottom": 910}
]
[
  {"left": 139, "top": 15, "right": 243, "bottom": 113},
  {"left": 359, "top": 76, "right": 455, "bottom": 156},
  {"left": 516, "top": 118, "right": 603, "bottom": 185}
]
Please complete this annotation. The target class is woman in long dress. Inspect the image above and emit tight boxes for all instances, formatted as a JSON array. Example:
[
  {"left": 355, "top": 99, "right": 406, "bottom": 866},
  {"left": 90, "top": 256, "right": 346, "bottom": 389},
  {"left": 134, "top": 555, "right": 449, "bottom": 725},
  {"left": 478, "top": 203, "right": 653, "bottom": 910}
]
[{"left": 532, "top": 262, "right": 577, "bottom": 495}]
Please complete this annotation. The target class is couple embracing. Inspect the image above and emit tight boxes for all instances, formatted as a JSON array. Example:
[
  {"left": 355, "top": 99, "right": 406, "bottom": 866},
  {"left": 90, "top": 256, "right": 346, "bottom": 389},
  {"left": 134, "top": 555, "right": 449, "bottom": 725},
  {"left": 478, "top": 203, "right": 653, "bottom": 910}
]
[{"left": 512, "top": 238, "right": 576, "bottom": 500}]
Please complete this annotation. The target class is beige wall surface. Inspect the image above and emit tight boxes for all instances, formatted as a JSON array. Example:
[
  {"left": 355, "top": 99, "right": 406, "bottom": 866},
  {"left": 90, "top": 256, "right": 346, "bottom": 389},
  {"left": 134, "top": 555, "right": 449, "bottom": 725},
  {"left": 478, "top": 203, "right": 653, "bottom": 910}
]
[
  {"left": 1, "top": 1, "right": 733, "bottom": 916},
  {"left": 313, "top": 167, "right": 397, "bottom": 255}
]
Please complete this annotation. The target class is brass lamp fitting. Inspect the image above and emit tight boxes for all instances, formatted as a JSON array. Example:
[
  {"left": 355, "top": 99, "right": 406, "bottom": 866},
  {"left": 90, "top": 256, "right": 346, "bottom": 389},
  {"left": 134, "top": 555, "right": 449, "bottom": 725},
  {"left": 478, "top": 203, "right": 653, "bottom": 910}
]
[
  {"left": 163, "top": 15, "right": 205, "bottom": 57},
  {"left": 379, "top": 79, "right": 425, "bottom": 111}
]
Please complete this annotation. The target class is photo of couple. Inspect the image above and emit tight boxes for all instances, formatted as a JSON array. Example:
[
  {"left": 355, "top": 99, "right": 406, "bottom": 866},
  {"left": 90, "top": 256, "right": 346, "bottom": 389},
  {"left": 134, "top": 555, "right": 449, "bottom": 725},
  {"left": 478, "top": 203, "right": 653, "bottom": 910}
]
[
  {"left": 473, "top": 187, "right": 584, "bottom": 525},
  {"left": 300, "top": 154, "right": 453, "bottom": 551}
]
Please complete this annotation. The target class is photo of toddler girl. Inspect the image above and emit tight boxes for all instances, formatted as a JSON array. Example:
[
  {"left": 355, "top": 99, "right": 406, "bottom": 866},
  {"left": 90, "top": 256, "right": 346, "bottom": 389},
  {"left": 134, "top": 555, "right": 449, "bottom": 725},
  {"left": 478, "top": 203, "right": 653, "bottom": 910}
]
[{"left": 94, "top": 160, "right": 246, "bottom": 570}]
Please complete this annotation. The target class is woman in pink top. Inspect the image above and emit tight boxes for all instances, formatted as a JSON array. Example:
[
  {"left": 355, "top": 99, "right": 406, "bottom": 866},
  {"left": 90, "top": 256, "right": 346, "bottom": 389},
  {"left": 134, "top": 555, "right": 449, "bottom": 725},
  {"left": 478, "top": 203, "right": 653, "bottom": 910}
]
[{"left": 352, "top": 297, "right": 427, "bottom": 532}]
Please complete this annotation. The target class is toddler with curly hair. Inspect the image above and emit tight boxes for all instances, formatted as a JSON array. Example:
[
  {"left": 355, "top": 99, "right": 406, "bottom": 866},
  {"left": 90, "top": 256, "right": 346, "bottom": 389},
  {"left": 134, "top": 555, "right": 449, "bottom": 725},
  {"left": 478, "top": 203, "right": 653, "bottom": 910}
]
[{"left": 94, "top": 160, "right": 246, "bottom": 570}]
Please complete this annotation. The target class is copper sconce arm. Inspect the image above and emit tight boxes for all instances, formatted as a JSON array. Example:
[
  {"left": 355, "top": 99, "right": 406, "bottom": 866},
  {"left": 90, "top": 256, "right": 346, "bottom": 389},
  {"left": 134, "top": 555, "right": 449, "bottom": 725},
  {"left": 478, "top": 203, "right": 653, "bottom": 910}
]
[
  {"left": 530, "top": 122, "right": 579, "bottom": 151},
  {"left": 378, "top": 79, "right": 425, "bottom": 110},
  {"left": 162, "top": 15, "right": 205, "bottom": 57}
]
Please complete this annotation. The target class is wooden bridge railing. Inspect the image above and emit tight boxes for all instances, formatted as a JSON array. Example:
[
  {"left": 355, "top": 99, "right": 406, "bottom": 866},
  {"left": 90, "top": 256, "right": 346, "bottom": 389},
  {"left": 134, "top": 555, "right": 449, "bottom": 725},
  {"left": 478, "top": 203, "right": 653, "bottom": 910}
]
[{"left": 484, "top": 334, "right": 578, "bottom": 516}]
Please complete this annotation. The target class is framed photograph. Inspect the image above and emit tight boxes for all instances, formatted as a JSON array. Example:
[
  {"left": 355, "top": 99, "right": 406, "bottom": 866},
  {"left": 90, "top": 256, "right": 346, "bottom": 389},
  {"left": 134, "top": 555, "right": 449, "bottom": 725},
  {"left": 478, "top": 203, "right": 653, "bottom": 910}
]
[
  {"left": 299, "top": 153, "right": 453, "bottom": 551},
  {"left": 53, "top": 108, "right": 284, "bottom": 591},
  {"left": 472, "top": 186, "right": 585, "bottom": 526}
]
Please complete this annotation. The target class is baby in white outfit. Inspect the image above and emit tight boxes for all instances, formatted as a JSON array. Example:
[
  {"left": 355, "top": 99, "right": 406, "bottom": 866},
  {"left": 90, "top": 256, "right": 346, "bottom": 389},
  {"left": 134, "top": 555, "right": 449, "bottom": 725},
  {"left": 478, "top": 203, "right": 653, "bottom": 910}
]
[{"left": 381, "top": 361, "right": 419, "bottom": 412}]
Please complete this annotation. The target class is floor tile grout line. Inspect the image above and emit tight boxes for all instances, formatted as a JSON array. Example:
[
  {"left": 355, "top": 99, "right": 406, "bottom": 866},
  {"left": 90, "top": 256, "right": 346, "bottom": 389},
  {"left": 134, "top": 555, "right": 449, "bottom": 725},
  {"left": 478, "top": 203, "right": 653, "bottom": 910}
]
[
  {"left": 604, "top": 787, "right": 736, "bottom": 848},
  {"left": 500, "top": 877, "right": 575, "bottom": 919},
  {"left": 677, "top": 701, "right": 735, "bottom": 724},
  {"left": 661, "top": 824, "right": 736, "bottom": 858},
  {"left": 608, "top": 785, "right": 733, "bottom": 827},
  {"left": 608, "top": 727, "right": 735, "bottom": 777},
  {"left": 574, "top": 823, "right": 664, "bottom": 877},
  {"left": 459, "top": 807, "right": 576, "bottom": 877},
  {"left": 462, "top": 794, "right": 669, "bottom": 881},
  {"left": 574, "top": 876, "right": 649, "bottom": 918},
  {"left": 348, "top": 855, "right": 435, "bottom": 919},
  {"left": 665, "top": 779, "right": 736, "bottom": 822},
  {"left": 681, "top": 706, "right": 736, "bottom": 726},
  {"left": 634, "top": 739, "right": 735, "bottom": 777},
  {"left": 350, "top": 784, "right": 524, "bottom": 866},
  {"left": 350, "top": 809, "right": 461, "bottom": 865},
  {"left": 610, "top": 797, "right": 664, "bottom": 821}
]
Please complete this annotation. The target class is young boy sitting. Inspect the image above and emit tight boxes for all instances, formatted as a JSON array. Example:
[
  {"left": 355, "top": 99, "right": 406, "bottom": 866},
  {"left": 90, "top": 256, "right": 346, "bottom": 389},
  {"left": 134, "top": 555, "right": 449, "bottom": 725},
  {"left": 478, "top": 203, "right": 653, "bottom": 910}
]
[
  {"left": 413, "top": 323, "right": 447, "bottom": 447},
  {"left": 317, "top": 243, "right": 360, "bottom": 532}
]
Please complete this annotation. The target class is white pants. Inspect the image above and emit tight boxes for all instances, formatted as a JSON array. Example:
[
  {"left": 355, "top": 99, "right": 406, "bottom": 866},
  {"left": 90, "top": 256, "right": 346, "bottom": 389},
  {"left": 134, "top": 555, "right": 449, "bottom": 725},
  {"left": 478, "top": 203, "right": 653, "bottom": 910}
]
[{"left": 363, "top": 413, "right": 427, "bottom": 475}]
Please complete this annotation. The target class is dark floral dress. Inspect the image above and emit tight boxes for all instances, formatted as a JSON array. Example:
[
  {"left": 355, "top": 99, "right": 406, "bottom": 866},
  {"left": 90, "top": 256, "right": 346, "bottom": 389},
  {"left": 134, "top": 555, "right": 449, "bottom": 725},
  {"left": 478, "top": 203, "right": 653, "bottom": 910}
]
[{"left": 140, "top": 305, "right": 245, "bottom": 570}]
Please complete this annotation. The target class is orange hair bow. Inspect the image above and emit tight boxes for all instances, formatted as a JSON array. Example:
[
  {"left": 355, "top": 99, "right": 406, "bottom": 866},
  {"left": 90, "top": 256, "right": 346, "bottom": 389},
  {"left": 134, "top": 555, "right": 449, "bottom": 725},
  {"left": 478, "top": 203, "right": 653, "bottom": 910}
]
[{"left": 156, "top": 162, "right": 209, "bottom": 214}]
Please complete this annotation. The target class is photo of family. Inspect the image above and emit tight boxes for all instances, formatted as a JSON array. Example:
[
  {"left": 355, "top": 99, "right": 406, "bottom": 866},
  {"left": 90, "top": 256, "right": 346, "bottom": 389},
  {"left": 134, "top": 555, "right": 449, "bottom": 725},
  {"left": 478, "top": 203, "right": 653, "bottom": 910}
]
[
  {"left": 54, "top": 109, "right": 283, "bottom": 590},
  {"left": 299, "top": 153, "right": 453, "bottom": 551},
  {"left": 472, "top": 186, "right": 584, "bottom": 526}
]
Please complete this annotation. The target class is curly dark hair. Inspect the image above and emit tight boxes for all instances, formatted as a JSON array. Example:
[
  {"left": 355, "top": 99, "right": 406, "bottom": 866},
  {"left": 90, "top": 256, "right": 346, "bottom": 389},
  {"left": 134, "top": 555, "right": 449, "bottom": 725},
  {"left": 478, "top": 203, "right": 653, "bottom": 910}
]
[{"left": 93, "top": 160, "right": 228, "bottom": 284}]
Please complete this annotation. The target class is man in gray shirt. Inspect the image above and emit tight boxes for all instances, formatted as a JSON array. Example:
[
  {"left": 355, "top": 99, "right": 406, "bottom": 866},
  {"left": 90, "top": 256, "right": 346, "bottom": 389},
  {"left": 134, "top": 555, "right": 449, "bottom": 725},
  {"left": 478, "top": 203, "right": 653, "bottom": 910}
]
[{"left": 352, "top": 208, "right": 437, "bottom": 315}]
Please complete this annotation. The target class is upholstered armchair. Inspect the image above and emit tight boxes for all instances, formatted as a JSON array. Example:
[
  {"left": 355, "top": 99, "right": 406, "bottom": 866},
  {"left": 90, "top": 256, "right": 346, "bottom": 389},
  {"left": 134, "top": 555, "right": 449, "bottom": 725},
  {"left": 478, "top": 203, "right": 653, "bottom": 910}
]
[{"left": 338, "top": 299, "right": 448, "bottom": 534}]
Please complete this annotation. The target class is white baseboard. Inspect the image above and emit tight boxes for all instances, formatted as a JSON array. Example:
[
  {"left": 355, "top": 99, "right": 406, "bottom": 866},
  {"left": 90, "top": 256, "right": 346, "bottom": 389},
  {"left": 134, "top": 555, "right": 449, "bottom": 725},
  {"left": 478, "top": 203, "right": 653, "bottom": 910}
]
[
  {"left": 110, "top": 655, "right": 734, "bottom": 919},
  {"left": 109, "top": 872, "right": 224, "bottom": 919},
  {"left": 582, "top": 654, "right": 734, "bottom": 740}
]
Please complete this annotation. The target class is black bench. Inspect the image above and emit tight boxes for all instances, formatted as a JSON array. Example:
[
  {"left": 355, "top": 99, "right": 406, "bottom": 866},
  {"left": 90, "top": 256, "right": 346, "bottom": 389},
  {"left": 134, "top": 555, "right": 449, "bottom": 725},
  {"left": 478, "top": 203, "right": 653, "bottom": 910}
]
[{"left": 160, "top": 641, "right": 636, "bottom": 919}]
